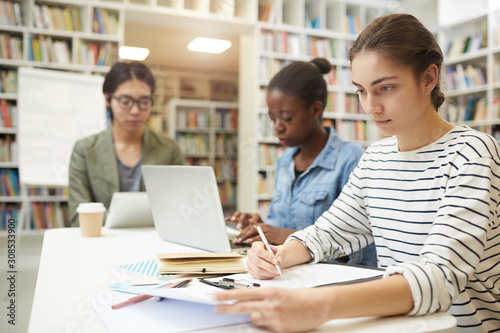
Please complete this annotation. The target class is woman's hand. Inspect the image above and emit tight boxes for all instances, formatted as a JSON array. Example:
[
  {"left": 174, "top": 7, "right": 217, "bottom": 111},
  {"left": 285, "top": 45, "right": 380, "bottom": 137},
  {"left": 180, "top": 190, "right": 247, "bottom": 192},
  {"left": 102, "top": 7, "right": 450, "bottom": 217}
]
[
  {"left": 214, "top": 287, "right": 330, "bottom": 333},
  {"left": 225, "top": 211, "right": 263, "bottom": 229},
  {"left": 233, "top": 222, "right": 297, "bottom": 245},
  {"left": 246, "top": 241, "right": 285, "bottom": 280}
]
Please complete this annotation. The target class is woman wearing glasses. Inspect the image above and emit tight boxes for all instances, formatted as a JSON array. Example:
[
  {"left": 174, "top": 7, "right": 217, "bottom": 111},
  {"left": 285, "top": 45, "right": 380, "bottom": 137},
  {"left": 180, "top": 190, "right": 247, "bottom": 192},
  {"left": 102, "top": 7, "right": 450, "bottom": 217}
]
[{"left": 68, "top": 62, "right": 184, "bottom": 226}]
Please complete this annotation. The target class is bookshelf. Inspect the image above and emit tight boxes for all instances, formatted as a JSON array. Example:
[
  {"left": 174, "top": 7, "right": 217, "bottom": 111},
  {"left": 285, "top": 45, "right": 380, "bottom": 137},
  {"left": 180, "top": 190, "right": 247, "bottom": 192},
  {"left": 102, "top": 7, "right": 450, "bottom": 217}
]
[
  {"left": 0, "top": 0, "right": 124, "bottom": 232},
  {"left": 149, "top": 67, "right": 238, "bottom": 134},
  {"left": 169, "top": 98, "right": 238, "bottom": 216},
  {"left": 248, "top": 0, "right": 386, "bottom": 217},
  {"left": 432, "top": 0, "right": 500, "bottom": 138}
]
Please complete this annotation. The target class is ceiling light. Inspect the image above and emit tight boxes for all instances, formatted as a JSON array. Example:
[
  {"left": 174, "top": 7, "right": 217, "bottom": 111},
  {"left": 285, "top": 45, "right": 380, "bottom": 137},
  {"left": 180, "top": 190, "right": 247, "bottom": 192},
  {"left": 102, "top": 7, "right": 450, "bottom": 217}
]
[
  {"left": 119, "top": 46, "right": 150, "bottom": 61},
  {"left": 187, "top": 37, "right": 232, "bottom": 54}
]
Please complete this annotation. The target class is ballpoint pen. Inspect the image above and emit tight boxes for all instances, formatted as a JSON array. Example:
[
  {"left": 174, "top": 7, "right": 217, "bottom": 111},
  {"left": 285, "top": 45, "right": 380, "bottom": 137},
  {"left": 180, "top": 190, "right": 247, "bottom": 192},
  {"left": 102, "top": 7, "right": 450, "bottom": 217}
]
[
  {"left": 111, "top": 278, "right": 192, "bottom": 309},
  {"left": 256, "top": 225, "right": 282, "bottom": 276}
]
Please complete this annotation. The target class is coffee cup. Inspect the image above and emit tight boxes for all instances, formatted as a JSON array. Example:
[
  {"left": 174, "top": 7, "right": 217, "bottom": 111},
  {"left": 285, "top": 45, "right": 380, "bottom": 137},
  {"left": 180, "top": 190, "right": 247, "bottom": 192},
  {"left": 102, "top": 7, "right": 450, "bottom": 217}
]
[{"left": 77, "top": 202, "right": 106, "bottom": 237}]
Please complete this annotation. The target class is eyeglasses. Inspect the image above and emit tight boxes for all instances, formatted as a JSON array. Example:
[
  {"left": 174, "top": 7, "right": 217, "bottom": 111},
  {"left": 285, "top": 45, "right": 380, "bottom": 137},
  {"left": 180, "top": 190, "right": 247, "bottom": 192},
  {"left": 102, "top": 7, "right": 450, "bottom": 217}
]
[{"left": 110, "top": 94, "right": 153, "bottom": 111}]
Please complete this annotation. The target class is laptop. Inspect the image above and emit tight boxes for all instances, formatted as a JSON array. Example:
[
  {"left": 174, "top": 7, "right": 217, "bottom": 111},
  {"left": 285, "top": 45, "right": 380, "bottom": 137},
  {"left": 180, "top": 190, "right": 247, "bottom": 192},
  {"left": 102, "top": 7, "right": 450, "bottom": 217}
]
[
  {"left": 142, "top": 165, "right": 249, "bottom": 253},
  {"left": 105, "top": 192, "right": 154, "bottom": 228}
]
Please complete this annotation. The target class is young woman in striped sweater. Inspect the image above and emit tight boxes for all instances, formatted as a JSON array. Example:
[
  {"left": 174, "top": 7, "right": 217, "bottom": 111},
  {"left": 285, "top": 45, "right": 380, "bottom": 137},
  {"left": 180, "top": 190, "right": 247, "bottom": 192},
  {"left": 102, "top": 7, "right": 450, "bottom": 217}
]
[{"left": 214, "top": 13, "right": 500, "bottom": 333}]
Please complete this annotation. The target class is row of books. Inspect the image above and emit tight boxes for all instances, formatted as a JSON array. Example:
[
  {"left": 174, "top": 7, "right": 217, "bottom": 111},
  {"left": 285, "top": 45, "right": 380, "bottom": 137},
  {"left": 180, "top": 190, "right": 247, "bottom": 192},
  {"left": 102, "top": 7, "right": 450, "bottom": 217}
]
[
  {"left": 177, "top": 108, "right": 210, "bottom": 129},
  {"left": 259, "top": 58, "right": 291, "bottom": 81},
  {"left": 93, "top": 8, "right": 119, "bottom": 36},
  {"left": 257, "top": 170, "right": 275, "bottom": 195},
  {"left": 323, "top": 66, "right": 353, "bottom": 88},
  {"left": 258, "top": 2, "right": 276, "bottom": 23},
  {"left": 443, "top": 96, "right": 496, "bottom": 123},
  {"left": 76, "top": 41, "right": 118, "bottom": 67},
  {"left": 444, "top": 31, "right": 487, "bottom": 59},
  {"left": 0, "top": 69, "right": 17, "bottom": 93},
  {"left": 0, "top": 168, "right": 19, "bottom": 196},
  {"left": 328, "top": 119, "right": 376, "bottom": 142},
  {"left": 260, "top": 30, "right": 301, "bottom": 55},
  {"left": 33, "top": 4, "right": 82, "bottom": 31},
  {"left": 344, "top": 14, "right": 361, "bottom": 35},
  {"left": 0, "top": 99, "right": 16, "bottom": 127},
  {"left": 0, "top": 1, "right": 22, "bottom": 26},
  {"left": 444, "top": 64, "right": 487, "bottom": 91},
  {"left": 215, "top": 108, "right": 238, "bottom": 130},
  {"left": 260, "top": 30, "right": 348, "bottom": 60},
  {"left": 28, "top": 35, "right": 71, "bottom": 64},
  {"left": 0, "top": 202, "right": 18, "bottom": 229},
  {"left": 30, "top": 202, "right": 69, "bottom": 229},
  {"left": 176, "top": 133, "right": 209, "bottom": 155},
  {"left": 27, "top": 186, "right": 68, "bottom": 197},
  {"left": 214, "top": 158, "right": 237, "bottom": 181},
  {"left": 218, "top": 181, "right": 235, "bottom": 206},
  {"left": 216, "top": 134, "right": 237, "bottom": 155},
  {"left": 0, "top": 33, "right": 22, "bottom": 60},
  {"left": 0, "top": 133, "right": 15, "bottom": 162},
  {"left": 258, "top": 143, "right": 285, "bottom": 167},
  {"left": 257, "top": 113, "right": 275, "bottom": 137}
]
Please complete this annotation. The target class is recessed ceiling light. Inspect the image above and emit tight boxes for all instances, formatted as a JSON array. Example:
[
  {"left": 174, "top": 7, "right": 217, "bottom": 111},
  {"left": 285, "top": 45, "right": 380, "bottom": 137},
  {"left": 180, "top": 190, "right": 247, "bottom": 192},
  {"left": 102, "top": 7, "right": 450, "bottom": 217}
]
[
  {"left": 187, "top": 37, "right": 232, "bottom": 54},
  {"left": 119, "top": 46, "right": 150, "bottom": 61}
]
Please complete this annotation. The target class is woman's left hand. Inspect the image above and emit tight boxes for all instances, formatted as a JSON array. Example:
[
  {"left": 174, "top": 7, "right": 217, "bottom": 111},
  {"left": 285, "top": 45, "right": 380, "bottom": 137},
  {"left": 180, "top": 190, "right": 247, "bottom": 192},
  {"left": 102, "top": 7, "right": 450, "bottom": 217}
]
[{"left": 214, "top": 287, "right": 330, "bottom": 333}]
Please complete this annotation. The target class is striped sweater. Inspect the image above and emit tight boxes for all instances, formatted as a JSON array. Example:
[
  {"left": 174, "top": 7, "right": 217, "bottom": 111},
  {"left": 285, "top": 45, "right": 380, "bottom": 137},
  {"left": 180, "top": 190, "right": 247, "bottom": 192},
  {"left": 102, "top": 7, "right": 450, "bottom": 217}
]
[{"left": 291, "top": 125, "right": 500, "bottom": 332}]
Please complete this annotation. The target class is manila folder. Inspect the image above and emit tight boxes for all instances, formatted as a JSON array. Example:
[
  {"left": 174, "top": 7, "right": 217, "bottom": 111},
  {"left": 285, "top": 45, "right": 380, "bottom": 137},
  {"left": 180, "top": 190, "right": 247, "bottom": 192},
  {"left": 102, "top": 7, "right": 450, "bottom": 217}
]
[{"left": 156, "top": 252, "right": 247, "bottom": 275}]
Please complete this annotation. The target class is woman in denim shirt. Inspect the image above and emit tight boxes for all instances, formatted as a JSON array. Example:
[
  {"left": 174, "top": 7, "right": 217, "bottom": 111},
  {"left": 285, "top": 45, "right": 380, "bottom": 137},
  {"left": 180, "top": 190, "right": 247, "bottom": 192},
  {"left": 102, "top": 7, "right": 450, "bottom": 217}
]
[{"left": 229, "top": 58, "right": 377, "bottom": 266}]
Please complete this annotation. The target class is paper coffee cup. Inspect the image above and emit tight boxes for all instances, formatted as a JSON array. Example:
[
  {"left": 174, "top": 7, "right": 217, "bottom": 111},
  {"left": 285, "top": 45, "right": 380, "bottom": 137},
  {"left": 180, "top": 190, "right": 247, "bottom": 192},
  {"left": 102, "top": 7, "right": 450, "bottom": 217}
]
[{"left": 77, "top": 202, "right": 106, "bottom": 237}]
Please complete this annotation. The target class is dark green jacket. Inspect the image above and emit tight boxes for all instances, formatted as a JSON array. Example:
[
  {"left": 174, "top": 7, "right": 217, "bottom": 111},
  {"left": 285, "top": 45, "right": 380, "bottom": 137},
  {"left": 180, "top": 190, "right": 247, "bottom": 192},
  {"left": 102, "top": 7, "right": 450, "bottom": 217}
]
[{"left": 68, "top": 127, "right": 184, "bottom": 226}]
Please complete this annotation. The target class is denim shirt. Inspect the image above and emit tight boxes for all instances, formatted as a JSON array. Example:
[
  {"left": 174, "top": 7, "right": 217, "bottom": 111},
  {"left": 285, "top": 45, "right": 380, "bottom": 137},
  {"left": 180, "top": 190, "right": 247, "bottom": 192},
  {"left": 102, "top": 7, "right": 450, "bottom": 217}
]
[{"left": 266, "top": 127, "right": 378, "bottom": 266}]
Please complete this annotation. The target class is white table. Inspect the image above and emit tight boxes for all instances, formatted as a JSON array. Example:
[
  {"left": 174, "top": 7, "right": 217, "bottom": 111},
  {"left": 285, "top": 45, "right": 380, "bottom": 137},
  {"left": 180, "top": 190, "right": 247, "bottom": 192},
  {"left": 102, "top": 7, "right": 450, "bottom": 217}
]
[{"left": 28, "top": 228, "right": 457, "bottom": 333}]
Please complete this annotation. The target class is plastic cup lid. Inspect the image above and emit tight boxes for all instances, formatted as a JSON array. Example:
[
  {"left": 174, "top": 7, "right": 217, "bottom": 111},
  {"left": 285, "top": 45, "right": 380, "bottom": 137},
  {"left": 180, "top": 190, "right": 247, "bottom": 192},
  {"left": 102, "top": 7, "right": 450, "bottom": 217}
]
[{"left": 77, "top": 202, "right": 106, "bottom": 213}]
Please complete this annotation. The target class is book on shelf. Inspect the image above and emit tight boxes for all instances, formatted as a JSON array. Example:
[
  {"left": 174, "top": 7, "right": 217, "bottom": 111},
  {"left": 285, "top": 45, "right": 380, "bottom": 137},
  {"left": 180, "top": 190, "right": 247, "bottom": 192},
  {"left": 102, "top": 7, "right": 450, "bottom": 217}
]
[
  {"left": 216, "top": 134, "right": 237, "bottom": 155},
  {"left": 93, "top": 8, "right": 119, "bottom": 35},
  {"left": 0, "top": 1, "right": 22, "bottom": 26},
  {"left": 259, "top": 2, "right": 276, "bottom": 23},
  {"left": 0, "top": 133, "right": 15, "bottom": 162},
  {"left": 345, "top": 14, "right": 361, "bottom": 35},
  {"left": 214, "top": 158, "right": 237, "bottom": 180},
  {"left": 445, "top": 31, "right": 486, "bottom": 59},
  {"left": 156, "top": 252, "right": 246, "bottom": 275},
  {"left": 176, "top": 132, "right": 209, "bottom": 155},
  {"left": 257, "top": 170, "right": 275, "bottom": 196},
  {"left": 30, "top": 202, "right": 68, "bottom": 229},
  {"left": 218, "top": 181, "right": 235, "bottom": 206},
  {"left": 215, "top": 108, "right": 238, "bottom": 130},
  {"left": 0, "top": 99, "right": 13, "bottom": 127},
  {"left": 258, "top": 143, "right": 285, "bottom": 167},
  {"left": 0, "top": 69, "right": 17, "bottom": 94},
  {"left": 0, "top": 33, "right": 22, "bottom": 60},
  {"left": 0, "top": 168, "right": 19, "bottom": 196},
  {"left": 1, "top": 203, "right": 19, "bottom": 229}
]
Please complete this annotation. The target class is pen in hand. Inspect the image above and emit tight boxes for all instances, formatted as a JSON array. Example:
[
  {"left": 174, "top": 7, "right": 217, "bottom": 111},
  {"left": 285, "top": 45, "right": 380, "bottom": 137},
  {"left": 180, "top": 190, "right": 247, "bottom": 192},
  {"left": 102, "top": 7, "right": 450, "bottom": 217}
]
[
  {"left": 256, "top": 225, "right": 282, "bottom": 276},
  {"left": 111, "top": 278, "right": 192, "bottom": 310}
]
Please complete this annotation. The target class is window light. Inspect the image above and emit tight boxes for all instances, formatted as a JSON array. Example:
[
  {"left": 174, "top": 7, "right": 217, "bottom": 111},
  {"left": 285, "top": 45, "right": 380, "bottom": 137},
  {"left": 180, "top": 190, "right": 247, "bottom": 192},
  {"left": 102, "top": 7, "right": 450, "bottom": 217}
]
[
  {"left": 187, "top": 37, "right": 232, "bottom": 54},
  {"left": 119, "top": 46, "right": 150, "bottom": 61}
]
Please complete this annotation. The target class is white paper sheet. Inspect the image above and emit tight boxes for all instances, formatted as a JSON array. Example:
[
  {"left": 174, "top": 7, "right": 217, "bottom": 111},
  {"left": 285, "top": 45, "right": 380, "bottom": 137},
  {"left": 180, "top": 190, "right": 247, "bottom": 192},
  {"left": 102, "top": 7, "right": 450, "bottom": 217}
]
[{"left": 94, "top": 291, "right": 249, "bottom": 333}]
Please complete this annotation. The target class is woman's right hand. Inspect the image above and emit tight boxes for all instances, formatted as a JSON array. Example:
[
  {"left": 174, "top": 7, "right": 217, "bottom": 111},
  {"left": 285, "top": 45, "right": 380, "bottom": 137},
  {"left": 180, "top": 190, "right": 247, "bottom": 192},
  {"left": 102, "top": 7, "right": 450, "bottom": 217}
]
[{"left": 246, "top": 241, "right": 286, "bottom": 280}]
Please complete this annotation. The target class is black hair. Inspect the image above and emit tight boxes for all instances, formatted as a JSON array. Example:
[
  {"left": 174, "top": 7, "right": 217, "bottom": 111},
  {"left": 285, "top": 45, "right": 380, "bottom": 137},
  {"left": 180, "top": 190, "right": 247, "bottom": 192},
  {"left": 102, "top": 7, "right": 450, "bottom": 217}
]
[
  {"left": 103, "top": 61, "right": 156, "bottom": 121},
  {"left": 267, "top": 58, "right": 331, "bottom": 110}
]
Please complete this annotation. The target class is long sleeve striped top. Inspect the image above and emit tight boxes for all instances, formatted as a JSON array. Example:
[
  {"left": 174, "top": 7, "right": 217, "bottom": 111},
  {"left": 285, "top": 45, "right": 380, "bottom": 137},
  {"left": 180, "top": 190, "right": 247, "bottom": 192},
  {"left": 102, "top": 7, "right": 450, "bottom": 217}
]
[{"left": 290, "top": 125, "right": 500, "bottom": 332}]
